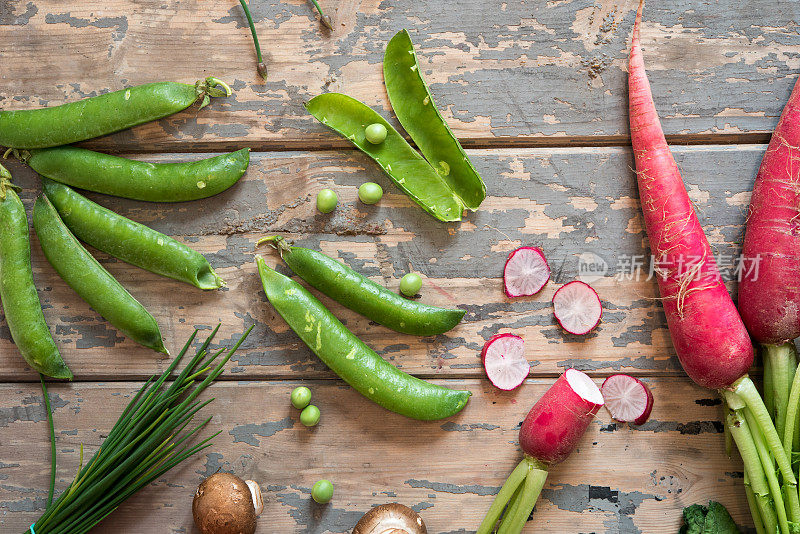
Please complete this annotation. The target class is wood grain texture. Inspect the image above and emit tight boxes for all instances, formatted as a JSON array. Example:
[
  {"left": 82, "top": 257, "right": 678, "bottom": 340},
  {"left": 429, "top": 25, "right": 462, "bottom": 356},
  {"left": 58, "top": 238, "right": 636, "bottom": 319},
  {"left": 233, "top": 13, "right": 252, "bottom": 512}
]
[
  {"left": 0, "top": 378, "right": 746, "bottom": 533},
  {"left": 0, "top": 1, "right": 799, "bottom": 150},
  {"left": 0, "top": 145, "right": 762, "bottom": 381}
]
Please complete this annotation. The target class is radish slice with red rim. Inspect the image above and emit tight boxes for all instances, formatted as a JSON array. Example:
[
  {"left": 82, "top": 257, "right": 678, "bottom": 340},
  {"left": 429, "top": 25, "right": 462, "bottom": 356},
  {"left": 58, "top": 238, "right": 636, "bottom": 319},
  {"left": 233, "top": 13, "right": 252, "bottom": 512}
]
[
  {"left": 601, "top": 374, "right": 653, "bottom": 425},
  {"left": 481, "top": 333, "right": 529, "bottom": 390},
  {"left": 565, "top": 368, "right": 605, "bottom": 406},
  {"left": 503, "top": 246, "right": 550, "bottom": 298},
  {"left": 552, "top": 280, "right": 602, "bottom": 335}
]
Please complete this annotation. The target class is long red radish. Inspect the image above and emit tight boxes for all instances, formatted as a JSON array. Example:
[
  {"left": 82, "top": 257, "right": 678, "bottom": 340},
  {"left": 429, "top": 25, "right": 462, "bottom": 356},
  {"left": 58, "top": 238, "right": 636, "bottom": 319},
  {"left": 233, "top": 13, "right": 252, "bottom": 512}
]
[
  {"left": 476, "top": 370, "right": 603, "bottom": 533},
  {"left": 630, "top": 2, "right": 795, "bottom": 530},
  {"left": 628, "top": 1, "right": 753, "bottom": 390},
  {"left": 738, "top": 76, "right": 800, "bottom": 345},
  {"left": 737, "top": 58, "right": 800, "bottom": 454},
  {"left": 481, "top": 333, "right": 529, "bottom": 391},
  {"left": 601, "top": 374, "right": 653, "bottom": 425}
]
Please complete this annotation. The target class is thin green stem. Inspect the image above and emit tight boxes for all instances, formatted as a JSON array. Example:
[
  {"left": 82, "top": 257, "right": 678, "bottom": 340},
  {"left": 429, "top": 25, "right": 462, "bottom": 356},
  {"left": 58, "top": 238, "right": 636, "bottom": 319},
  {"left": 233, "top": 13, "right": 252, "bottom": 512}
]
[
  {"left": 727, "top": 410, "right": 778, "bottom": 534},
  {"left": 500, "top": 484, "right": 524, "bottom": 526},
  {"left": 734, "top": 376, "right": 797, "bottom": 486},
  {"left": 476, "top": 457, "right": 531, "bottom": 534},
  {"left": 40, "top": 375, "right": 56, "bottom": 508},
  {"left": 723, "top": 403, "right": 733, "bottom": 458},
  {"left": 308, "top": 0, "right": 333, "bottom": 29},
  {"left": 743, "top": 471, "right": 766, "bottom": 534},
  {"left": 783, "top": 360, "right": 800, "bottom": 465},
  {"left": 764, "top": 346, "right": 774, "bottom": 417},
  {"left": 765, "top": 342, "right": 796, "bottom": 439},
  {"left": 238, "top": 0, "right": 267, "bottom": 80},
  {"left": 743, "top": 407, "right": 790, "bottom": 534},
  {"left": 497, "top": 465, "right": 548, "bottom": 534}
]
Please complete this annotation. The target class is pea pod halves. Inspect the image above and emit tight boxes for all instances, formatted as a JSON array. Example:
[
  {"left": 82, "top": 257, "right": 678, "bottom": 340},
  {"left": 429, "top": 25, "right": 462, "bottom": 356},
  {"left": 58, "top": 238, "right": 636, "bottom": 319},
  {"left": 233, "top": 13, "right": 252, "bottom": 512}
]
[
  {"left": 260, "top": 236, "right": 464, "bottom": 336},
  {"left": 305, "top": 93, "right": 465, "bottom": 221},
  {"left": 43, "top": 179, "right": 223, "bottom": 290},
  {"left": 384, "top": 29, "right": 486, "bottom": 209},
  {"left": 0, "top": 78, "right": 230, "bottom": 149},
  {"left": 25, "top": 147, "right": 250, "bottom": 202},
  {"left": 33, "top": 195, "right": 168, "bottom": 354},
  {"left": 0, "top": 169, "right": 71, "bottom": 379},
  {"left": 257, "top": 257, "right": 471, "bottom": 420}
]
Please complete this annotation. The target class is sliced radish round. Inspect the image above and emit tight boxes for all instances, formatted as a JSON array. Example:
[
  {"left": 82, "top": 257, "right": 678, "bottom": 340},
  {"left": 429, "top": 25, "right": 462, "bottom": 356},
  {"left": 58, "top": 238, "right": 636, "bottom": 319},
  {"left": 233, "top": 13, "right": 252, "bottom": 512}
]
[
  {"left": 481, "top": 333, "right": 530, "bottom": 390},
  {"left": 552, "top": 280, "right": 602, "bottom": 335},
  {"left": 503, "top": 246, "right": 550, "bottom": 298},
  {"left": 601, "top": 374, "right": 653, "bottom": 425}
]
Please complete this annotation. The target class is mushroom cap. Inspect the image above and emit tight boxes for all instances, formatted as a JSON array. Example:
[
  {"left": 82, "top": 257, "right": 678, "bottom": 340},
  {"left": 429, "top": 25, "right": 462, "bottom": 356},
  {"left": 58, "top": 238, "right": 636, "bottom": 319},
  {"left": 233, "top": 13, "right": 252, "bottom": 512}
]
[
  {"left": 192, "top": 473, "right": 257, "bottom": 534},
  {"left": 352, "top": 503, "right": 427, "bottom": 534}
]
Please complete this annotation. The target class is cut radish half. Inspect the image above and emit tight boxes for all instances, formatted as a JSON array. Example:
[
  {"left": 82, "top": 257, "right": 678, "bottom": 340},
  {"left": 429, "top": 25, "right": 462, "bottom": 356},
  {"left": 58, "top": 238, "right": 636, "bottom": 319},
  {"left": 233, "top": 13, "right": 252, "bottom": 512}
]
[
  {"left": 503, "top": 246, "right": 550, "bottom": 298},
  {"left": 565, "top": 368, "right": 605, "bottom": 407},
  {"left": 552, "top": 280, "right": 602, "bottom": 335},
  {"left": 481, "top": 333, "right": 530, "bottom": 390},
  {"left": 601, "top": 374, "right": 653, "bottom": 425}
]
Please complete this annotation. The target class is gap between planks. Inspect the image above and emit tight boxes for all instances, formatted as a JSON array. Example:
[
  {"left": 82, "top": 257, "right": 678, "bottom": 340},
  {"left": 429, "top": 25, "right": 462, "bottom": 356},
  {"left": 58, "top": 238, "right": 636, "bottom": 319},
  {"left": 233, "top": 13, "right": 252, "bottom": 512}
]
[
  {"left": 77, "top": 132, "right": 774, "bottom": 154},
  {"left": 0, "top": 371, "right": 761, "bottom": 385}
]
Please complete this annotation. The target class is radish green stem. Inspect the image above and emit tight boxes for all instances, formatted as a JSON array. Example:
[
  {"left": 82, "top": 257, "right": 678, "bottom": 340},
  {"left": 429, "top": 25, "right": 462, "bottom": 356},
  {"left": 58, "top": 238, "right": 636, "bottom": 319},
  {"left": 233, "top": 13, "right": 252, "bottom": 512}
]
[
  {"left": 497, "top": 465, "right": 548, "bottom": 534},
  {"left": 744, "top": 407, "right": 790, "bottom": 534},
  {"left": 40, "top": 375, "right": 55, "bottom": 508},
  {"left": 476, "top": 458, "right": 532, "bottom": 534},
  {"left": 765, "top": 342, "right": 796, "bottom": 439},
  {"left": 499, "top": 482, "right": 527, "bottom": 531},
  {"left": 728, "top": 410, "right": 778, "bottom": 534},
  {"left": 238, "top": 0, "right": 267, "bottom": 80},
  {"left": 501, "top": 484, "right": 524, "bottom": 526},
  {"left": 723, "top": 404, "right": 733, "bottom": 458},
  {"left": 743, "top": 471, "right": 766, "bottom": 534},
  {"left": 783, "top": 361, "right": 800, "bottom": 460},
  {"left": 734, "top": 376, "right": 797, "bottom": 487},
  {"left": 764, "top": 348, "right": 774, "bottom": 416},
  {"left": 308, "top": 0, "right": 333, "bottom": 29}
]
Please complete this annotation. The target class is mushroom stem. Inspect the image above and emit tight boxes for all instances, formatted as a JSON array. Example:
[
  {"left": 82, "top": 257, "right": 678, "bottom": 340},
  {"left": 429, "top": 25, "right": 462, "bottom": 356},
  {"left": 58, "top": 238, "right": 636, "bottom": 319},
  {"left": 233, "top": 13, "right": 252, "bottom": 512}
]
[{"left": 246, "top": 480, "right": 263, "bottom": 516}]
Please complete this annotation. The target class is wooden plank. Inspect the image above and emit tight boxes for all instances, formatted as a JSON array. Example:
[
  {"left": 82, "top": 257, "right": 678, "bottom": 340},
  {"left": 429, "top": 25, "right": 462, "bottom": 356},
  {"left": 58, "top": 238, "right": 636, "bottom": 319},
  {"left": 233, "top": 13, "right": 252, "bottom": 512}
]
[
  {"left": 1, "top": 1, "right": 799, "bottom": 150},
  {"left": 0, "top": 145, "right": 765, "bottom": 381},
  {"left": 0, "top": 377, "right": 748, "bottom": 533}
]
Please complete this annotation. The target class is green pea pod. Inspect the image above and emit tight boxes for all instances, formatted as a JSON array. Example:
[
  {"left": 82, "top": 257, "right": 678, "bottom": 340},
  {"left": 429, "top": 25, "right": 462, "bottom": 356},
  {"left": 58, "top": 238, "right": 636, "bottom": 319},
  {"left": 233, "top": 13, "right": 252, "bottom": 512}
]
[
  {"left": 0, "top": 78, "right": 231, "bottom": 149},
  {"left": 305, "top": 93, "right": 465, "bottom": 222},
  {"left": 260, "top": 236, "right": 464, "bottom": 336},
  {"left": 25, "top": 147, "right": 250, "bottom": 202},
  {"left": 384, "top": 30, "right": 486, "bottom": 210},
  {"left": 42, "top": 178, "right": 223, "bottom": 290},
  {"left": 257, "top": 256, "right": 470, "bottom": 420},
  {"left": 0, "top": 172, "right": 71, "bottom": 379},
  {"left": 33, "top": 194, "right": 168, "bottom": 354}
]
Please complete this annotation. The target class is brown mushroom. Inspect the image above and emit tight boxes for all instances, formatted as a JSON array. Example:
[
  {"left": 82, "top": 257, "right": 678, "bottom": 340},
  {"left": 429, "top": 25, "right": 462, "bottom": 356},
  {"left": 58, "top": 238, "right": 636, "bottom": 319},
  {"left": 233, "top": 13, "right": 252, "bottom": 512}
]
[
  {"left": 192, "top": 473, "right": 263, "bottom": 534},
  {"left": 352, "top": 503, "right": 427, "bottom": 534}
]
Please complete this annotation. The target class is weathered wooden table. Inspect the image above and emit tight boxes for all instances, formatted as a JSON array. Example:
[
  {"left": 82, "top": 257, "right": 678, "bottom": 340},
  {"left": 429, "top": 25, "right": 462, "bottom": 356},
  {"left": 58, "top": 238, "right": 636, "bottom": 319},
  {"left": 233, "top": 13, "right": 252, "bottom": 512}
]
[{"left": 2, "top": 1, "right": 797, "bottom": 532}]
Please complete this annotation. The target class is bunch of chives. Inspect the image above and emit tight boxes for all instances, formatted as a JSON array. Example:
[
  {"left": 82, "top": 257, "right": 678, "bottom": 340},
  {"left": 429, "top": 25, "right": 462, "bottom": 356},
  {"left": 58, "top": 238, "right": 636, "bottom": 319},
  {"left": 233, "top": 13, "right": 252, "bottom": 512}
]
[{"left": 30, "top": 324, "right": 252, "bottom": 534}]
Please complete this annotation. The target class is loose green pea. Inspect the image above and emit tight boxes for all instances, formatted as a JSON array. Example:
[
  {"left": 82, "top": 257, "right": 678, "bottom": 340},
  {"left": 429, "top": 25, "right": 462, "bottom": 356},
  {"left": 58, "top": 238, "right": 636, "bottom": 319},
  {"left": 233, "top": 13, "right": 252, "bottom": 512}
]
[
  {"left": 311, "top": 479, "right": 334, "bottom": 504},
  {"left": 316, "top": 189, "right": 338, "bottom": 213},
  {"left": 364, "top": 123, "right": 387, "bottom": 144},
  {"left": 291, "top": 386, "right": 312, "bottom": 409},
  {"left": 300, "top": 404, "right": 321, "bottom": 427},
  {"left": 400, "top": 273, "right": 422, "bottom": 297},
  {"left": 358, "top": 182, "right": 383, "bottom": 205}
]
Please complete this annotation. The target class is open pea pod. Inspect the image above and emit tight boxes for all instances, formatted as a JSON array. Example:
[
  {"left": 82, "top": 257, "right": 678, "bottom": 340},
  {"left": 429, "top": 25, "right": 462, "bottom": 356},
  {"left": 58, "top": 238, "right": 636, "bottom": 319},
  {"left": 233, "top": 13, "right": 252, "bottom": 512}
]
[
  {"left": 305, "top": 93, "right": 464, "bottom": 222},
  {"left": 384, "top": 29, "right": 486, "bottom": 210}
]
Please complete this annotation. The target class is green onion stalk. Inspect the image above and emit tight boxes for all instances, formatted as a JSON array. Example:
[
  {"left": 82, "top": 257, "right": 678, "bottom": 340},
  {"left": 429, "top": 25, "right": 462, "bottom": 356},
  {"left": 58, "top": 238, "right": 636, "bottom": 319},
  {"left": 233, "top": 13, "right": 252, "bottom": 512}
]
[
  {"left": 29, "top": 324, "right": 252, "bottom": 534},
  {"left": 239, "top": 0, "right": 268, "bottom": 80},
  {"left": 308, "top": 0, "right": 333, "bottom": 29}
]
